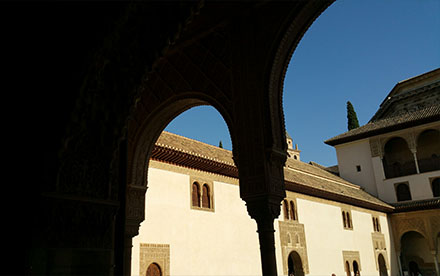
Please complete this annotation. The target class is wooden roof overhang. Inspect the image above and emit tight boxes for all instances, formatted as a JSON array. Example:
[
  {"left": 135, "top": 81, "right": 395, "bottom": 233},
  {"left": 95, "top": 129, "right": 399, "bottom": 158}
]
[
  {"left": 151, "top": 144, "right": 238, "bottom": 178},
  {"left": 391, "top": 198, "right": 440, "bottom": 213}
]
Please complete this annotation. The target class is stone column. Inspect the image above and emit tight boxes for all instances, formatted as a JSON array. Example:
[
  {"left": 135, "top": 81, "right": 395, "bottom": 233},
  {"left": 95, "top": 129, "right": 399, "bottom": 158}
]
[
  {"left": 410, "top": 149, "right": 420, "bottom": 174},
  {"left": 124, "top": 235, "right": 134, "bottom": 276},
  {"left": 246, "top": 196, "right": 280, "bottom": 276},
  {"left": 432, "top": 251, "right": 440, "bottom": 276}
]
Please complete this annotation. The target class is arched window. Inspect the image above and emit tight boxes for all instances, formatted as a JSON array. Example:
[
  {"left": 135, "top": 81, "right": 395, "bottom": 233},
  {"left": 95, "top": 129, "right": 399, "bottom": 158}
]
[
  {"left": 353, "top": 261, "right": 360, "bottom": 276},
  {"left": 345, "top": 261, "right": 351, "bottom": 276},
  {"left": 284, "top": 200, "right": 290, "bottom": 220},
  {"left": 290, "top": 201, "right": 296, "bottom": 221},
  {"left": 383, "top": 137, "right": 416, "bottom": 178},
  {"left": 288, "top": 251, "right": 304, "bottom": 276},
  {"left": 395, "top": 183, "right": 412, "bottom": 201},
  {"left": 342, "top": 211, "right": 347, "bottom": 228},
  {"left": 378, "top": 253, "right": 388, "bottom": 276},
  {"left": 432, "top": 178, "right": 440, "bottom": 197},
  {"left": 417, "top": 129, "right": 440, "bottom": 173},
  {"left": 192, "top": 182, "right": 201, "bottom": 207},
  {"left": 202, "top": 184, "right": 210, "bottom": 208},
  {"left": 146, "top": 263, "right": 162, "bottom": 276},
  {"left": 346, "top": 212, "right": 351, "bottom": 228}
]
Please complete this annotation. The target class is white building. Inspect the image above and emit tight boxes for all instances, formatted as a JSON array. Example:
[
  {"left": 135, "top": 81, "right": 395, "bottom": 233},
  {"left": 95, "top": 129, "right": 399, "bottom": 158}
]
[{"left": 325, "top": 68, "right": 440, "bottom": 276}]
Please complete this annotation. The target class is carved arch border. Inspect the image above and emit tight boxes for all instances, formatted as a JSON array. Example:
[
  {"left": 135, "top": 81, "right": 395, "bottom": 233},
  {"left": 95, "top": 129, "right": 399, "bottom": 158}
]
[
  {"left": 126, "top": 92, "right": 236, "bottom": 230},
  {"left": 391, "top": 210, "right": 440, "bottom": 252},
  {"left": 267, "top": 1, "right": 333, "bottom": 151}
]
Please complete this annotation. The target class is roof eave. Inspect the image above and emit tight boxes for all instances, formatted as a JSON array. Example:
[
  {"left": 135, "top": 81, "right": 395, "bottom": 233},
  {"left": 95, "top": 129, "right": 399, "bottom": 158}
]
[{"left": 324, "top": 114, "right": 440, "bottom": 146}]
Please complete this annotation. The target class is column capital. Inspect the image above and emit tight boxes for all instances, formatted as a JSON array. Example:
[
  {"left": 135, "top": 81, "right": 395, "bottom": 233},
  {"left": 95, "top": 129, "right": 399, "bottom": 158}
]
[{"left": 245, "top": 195, "right": 282, "bottom": 227}]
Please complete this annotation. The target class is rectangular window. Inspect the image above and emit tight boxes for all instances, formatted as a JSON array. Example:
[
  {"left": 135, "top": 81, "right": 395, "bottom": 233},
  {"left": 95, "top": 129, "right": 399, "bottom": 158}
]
[
  {"left": 341, "top": 208, "right": 353, "bottom": 230},
  {"left": 372, "top": 216, "right": 381, "bottom": 232},
  {"left": 356, "top": 165, "right": 361, "bottom": 172}
]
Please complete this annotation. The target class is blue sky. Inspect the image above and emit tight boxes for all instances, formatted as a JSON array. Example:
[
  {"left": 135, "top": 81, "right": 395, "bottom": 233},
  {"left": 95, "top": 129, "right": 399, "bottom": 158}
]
[{"left": 165, "top": 0, "right": 440, "bottom": 167}]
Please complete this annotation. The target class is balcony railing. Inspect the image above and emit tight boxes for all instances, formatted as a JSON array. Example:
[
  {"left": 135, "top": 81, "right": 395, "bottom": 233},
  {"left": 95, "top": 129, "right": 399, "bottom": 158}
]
[
  {"left": 418, "top": 157, "right": 440, "bottom": 173},
  {"left": 383, "top": 161, "right": 417, "bottom": 179}
]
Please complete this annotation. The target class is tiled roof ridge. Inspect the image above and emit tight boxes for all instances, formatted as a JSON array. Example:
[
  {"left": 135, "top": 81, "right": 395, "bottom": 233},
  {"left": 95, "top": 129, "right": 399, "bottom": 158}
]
[
  {"left": 157, "top": 131, "right": 235, "bottom": 166},
  {"left": 372, "top": 103, "right": 439, "bottom": 123},
  {"left": 374, "top": 68, "right": 440, "bottom": 116},
  {"left": 371, "top": 87, "right": 440, "bottom": 122},
  {"left": 396, "top": 67, "right": 440, "bottom": 85},
  {"left": 285, "top": 165, "right": 360, "bottom": 190}
]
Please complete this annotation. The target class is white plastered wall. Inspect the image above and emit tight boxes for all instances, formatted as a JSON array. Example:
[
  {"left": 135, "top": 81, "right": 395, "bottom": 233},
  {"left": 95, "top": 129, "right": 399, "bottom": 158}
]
[
  {"left": 131, "top": 167, "right": 261, "bottom": 276},
  {"left": 335, "top": 140, "right": 378, "bottom": 197},
  {"left": 295, "top": 197, "right": 393, "bottom": 276},
  {"left": 132, "top": 165, "right": 394, "bottom": 276}
]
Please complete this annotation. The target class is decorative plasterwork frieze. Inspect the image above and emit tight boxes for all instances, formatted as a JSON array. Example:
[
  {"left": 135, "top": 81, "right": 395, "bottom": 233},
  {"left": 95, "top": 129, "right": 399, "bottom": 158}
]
[
  {"left": 371, "top": 232, "right": 389, "bottom": 270},
  {"left": 279, "top": 220, "right": 309, "bottom": 275},
  {"left": 390, "top": 209, "right": 440, "bottom": 251},
  {"left": 342, "top": 251, "right": 362, "bottom": 272},
  {"left": 140, "top": 243, "right": 170, "bottom": 276},
  {"left": 370, "top": 138, "right": 383, "bottom": 158}
]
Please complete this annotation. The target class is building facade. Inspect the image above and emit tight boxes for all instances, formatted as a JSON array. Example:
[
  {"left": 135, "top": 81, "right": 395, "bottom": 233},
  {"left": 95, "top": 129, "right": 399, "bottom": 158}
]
[
  {"left": 325, "top": 68, "right": 440, "bottom": 276},
  {"left": 132, "top": 132, "right": 394, "bottom": 276}
]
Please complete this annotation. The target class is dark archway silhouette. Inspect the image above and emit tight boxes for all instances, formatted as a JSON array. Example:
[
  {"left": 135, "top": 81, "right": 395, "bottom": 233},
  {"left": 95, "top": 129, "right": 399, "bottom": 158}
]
[
  {"left": 353, "top": 260, "right": 360, "bottom": 276},
  {"left": 345, "top": 261, "right": 351, "bottom": 276},
  {"left": 383, "top": 137, "right": 416, "bottom": 178},
  {"left": 378, "top": 253, "right": 387, "bottom": 276},
  {"left": 417, "top": 129, "right": 440, "bottom": 172},
  {"left": 288, "top": 251, "right": 304, "bottom": 276}
]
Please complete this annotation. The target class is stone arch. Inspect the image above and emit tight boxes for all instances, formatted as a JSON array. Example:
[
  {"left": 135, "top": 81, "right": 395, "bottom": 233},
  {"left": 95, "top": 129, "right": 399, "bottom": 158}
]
[
  {"left": 126, "top": 93, "right": 236, "bottom": 237},
  {"left": 288, "top": 250, "right": 305, "bottom": 276},
  {"left": 268, "top": 1, "right": 333, "bottom": 153},
  {"left": 400, "top": 231, "right": 435, "bottom": 276},
  {"left": 416, "top": 129, "right": 440, "bottom": 172},
  {"left": 382, "top": 136, "right": 416, "bottom": 178}
]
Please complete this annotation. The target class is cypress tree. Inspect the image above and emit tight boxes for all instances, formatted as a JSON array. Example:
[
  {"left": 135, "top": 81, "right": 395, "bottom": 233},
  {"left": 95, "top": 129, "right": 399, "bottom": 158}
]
[
  {"left": 347, "top": 101, "right": 360, "bottom": 130},
  {"left": 219, "top": 140, "right": 223, "bottom": 148}
]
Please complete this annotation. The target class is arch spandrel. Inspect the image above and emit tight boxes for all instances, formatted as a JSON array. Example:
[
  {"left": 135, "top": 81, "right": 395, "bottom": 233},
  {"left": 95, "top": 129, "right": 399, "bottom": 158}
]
[{"left": 391, "top": 211, "right": 440, "bottom": 252}]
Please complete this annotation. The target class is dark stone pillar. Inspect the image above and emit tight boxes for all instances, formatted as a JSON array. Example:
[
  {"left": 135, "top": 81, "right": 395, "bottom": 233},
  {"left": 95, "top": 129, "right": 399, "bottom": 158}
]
[{"left": 247, "top": 196, "right": 281, "bottom": 276}]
